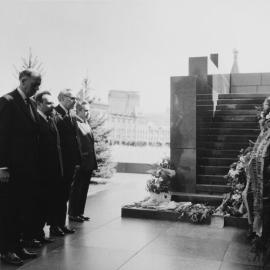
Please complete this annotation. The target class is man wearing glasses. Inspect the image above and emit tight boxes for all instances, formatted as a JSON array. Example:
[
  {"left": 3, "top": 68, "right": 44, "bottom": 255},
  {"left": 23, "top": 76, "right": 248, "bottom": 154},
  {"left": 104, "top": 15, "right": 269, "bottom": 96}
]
[{"left": 50, "top": 89, "right": 81, "bottom": 236}]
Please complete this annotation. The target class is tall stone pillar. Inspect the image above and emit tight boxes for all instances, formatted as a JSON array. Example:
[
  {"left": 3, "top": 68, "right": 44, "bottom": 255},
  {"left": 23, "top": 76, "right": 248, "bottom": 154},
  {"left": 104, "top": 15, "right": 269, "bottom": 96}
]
[{"left": 170, "top": 76, "right": 197, "bottom": 192}]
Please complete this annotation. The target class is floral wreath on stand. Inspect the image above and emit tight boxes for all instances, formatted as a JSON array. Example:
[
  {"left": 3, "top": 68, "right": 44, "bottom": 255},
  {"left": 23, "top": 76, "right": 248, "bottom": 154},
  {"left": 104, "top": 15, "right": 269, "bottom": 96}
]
[{"left": 214, "top": 100, "right": 270, "bottom": 262}]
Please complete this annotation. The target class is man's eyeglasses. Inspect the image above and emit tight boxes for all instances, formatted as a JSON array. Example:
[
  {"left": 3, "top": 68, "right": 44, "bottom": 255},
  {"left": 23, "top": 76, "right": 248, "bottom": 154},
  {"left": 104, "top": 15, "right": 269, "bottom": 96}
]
[{"left": 64, "top": 95, "right": 77, "bottom": 101}]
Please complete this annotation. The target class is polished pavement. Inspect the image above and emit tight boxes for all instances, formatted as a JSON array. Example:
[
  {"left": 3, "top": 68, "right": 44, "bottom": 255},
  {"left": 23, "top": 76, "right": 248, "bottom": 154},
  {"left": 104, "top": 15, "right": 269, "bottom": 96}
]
[{"left": 0, "top": 173, "right": 265, "bottom": 270}]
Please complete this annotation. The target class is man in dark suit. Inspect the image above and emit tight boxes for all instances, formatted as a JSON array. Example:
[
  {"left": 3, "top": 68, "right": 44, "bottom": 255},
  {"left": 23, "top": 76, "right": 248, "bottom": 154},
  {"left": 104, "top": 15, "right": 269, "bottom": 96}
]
[
  {"left": 68, "top": 100, "right": 98, "bottom": 222},
  {"left": 0, "top": 69, "right": 41, "bottom": 266},
  {"left": 35, "top": 91, "right": 63, "bottom": 243},
  {"left": 52, "top": 89, "right": 81, "bottom": 236}
]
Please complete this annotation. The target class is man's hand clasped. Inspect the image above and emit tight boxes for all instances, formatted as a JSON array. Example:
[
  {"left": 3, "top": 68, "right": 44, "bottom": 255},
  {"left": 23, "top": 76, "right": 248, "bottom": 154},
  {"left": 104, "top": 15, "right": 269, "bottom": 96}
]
[{"left": 0, "top": 168, "right": 10, "bottom": 183}]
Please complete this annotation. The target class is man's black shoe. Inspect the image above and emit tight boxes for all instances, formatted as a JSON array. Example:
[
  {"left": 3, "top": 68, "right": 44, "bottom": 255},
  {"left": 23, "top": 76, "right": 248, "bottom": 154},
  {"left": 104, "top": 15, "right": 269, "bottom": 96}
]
[
  {"left": 37, "top": 236, "right": 55, "bottom": 244},
  {"left": 1, "top": 252, "right": 23, "bottom": 266},
  {"left": 22, "top": 239, "right": 42, "bottom": 248},
  {"left": 50, "top": 226, "right": 65, "bottom": 237},
  {"left": 15, "top": 248, "right": 37, "bottom": 259},
  {"left": 69, "top": 216, "right": 84, "bottom": 222},
  {"left": 61, "top": 226, "right": 75, "bottom": 234},
  {"left": 79, "top": 215, "right": 90, "bottom": 221}
]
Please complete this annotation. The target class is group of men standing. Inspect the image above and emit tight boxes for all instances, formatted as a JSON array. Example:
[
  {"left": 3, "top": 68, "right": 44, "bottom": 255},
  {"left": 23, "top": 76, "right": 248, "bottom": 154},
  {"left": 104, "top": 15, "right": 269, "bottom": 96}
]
[{"left": 0, "top": 69, "right": 97, "bottom": 266}]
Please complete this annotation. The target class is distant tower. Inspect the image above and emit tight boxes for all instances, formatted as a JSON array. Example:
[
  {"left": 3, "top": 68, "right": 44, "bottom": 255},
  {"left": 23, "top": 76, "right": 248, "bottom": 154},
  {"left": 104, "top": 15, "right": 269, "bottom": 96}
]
[{"left": 231, "top": 49, "right": 239, "bottom": 73}]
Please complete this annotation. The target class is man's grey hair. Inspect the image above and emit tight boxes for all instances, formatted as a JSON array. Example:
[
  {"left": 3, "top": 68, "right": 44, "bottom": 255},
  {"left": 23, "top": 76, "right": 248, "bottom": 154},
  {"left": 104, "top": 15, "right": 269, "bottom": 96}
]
[
  {"left": 76, "top": 100, "right": 90, "bottom": 112},
  {"left": 58, "top": 88, "right": 74, "bottom": 102},
  {"left": 35, "top": 91, "right": 52, "bottom": 104},
  {"left": 19, "top": 69, "right": 41, "bottom": 80}
]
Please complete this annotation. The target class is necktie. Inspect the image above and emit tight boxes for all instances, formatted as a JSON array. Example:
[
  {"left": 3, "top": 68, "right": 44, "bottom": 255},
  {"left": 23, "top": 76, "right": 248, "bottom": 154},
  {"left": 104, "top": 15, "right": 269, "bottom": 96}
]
[
  {"left": 25, "top": 98, "right": 36, "bottom": 121},
  {"left": 46, "top": 115, "right": 53, "bottom": 128}
]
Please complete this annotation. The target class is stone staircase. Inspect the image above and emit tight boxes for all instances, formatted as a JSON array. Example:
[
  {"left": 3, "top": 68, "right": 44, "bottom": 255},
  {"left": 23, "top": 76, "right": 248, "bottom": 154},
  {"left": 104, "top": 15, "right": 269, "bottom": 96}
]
[{"left": 171, "top": 93, "right": 268, "bottom": 206}]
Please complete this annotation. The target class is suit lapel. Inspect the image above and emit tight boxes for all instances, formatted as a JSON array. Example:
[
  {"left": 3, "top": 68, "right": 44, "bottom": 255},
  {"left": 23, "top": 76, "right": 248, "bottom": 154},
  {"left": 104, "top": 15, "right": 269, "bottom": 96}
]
[
  {"left": 29, "top": 99, "right": 39, "bottom": 123},
  {"left": 13, "top": 90, "right": 37, "bottom": 124},
  {"left": 88, "top": 126, "right": 94, "bottom": 141}
]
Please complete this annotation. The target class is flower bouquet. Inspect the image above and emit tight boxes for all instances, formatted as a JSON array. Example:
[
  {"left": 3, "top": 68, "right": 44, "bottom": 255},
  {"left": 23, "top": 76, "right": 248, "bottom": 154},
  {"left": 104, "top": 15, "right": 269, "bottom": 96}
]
[{"left": 145, "top": 158, "right": 175, "bottom": 204}]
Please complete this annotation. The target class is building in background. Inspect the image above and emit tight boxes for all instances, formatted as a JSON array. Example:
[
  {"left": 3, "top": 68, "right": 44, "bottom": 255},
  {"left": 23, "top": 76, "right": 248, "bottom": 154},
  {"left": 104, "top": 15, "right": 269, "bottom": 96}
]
[{"left": 90, "top": 90, "right": 170, "bottom": 146}]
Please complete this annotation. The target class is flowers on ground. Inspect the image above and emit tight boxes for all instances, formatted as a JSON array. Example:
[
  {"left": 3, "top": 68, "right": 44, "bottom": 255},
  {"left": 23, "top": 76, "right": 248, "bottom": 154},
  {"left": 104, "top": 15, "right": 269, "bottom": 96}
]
[{"left": 177, "top": 203, "right": 214, "bottom": 224}]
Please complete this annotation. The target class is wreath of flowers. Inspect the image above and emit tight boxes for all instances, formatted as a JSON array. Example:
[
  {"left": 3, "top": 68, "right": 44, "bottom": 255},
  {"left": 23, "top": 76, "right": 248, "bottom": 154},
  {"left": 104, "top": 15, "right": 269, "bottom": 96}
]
[
  {"left": 215, "top": 146, "right": 252, "bottom": 217},
  {"left": 146, "top": 158, "right": 175, "bottom": 194}
]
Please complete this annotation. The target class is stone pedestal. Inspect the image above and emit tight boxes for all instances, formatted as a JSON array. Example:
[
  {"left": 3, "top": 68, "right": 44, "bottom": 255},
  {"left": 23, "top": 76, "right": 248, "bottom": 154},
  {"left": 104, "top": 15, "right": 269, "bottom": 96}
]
[{"left": 170, "top": 76, "right": 197, "bottom": 192}]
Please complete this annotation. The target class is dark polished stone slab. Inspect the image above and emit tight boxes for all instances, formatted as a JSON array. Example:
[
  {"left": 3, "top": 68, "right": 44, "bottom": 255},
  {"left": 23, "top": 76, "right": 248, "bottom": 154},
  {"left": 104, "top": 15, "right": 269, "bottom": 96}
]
[
  {"left": 223, "top": 242, "right": 263, "bottom": 266},
  {"left": 171, "top": 148, "right": 196, "bottom": 192},
  {"left": 121, "top": 207, "right": 248, "bottom": 229},
  {"left": 69, "top": 225, "right": 159, "bottom": 252},
  {"left": 122, "top": 206, "right": 179, "bottom": 221},
  {"left": 170, "top": 76, "right": 197, "bottom": 149},
  {"left": 224, "top": 216, "right": 248, "bottom": 229},
  {"left": 189, "top": 57, "right": 208, "bottom": 76},
  {"left": 231, "top": 73, "right": 261, "bottom": 86},
  {"left": 120, "top": 252, "right": 221, "bottom": 270},
  {"left": 166, "top": 222, "right": 245, "bottom": 242},
  {"left": 141, "top": 233, "right": 230, "bottom": 261},
  {"left": 19, "top": 245, "right": 134, "bottom": 270},
  {"left": 219, "top": 262, "right": 263, "bottom": 270}
]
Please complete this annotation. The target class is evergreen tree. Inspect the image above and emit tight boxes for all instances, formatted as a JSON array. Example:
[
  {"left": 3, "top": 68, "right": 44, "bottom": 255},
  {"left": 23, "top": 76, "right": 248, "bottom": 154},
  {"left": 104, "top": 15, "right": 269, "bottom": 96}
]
[
  {"left": 14, "top": 47, "right": 44, "bottom": 75},
  {"left": 88, "top": 110, "right": 115, "bottom": 178},
  {"left": 77, "top": 77, "right": 115, "bottom": 178}
]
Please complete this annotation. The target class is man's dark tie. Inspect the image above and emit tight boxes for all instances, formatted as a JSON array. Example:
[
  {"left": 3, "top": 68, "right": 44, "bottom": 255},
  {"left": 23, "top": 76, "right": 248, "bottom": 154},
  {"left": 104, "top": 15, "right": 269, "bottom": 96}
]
[
  {"left": 25, "top": 98, "right": 36, "bottom": 122},
  {"left": 46, "top": 115, "right": 55, "bottom": 131}
]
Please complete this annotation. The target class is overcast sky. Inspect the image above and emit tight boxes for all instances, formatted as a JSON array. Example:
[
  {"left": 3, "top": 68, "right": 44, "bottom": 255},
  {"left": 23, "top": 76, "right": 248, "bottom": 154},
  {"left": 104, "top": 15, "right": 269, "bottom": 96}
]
[{"left": 0, "top": 0, "right": 270, "bottom": 112}]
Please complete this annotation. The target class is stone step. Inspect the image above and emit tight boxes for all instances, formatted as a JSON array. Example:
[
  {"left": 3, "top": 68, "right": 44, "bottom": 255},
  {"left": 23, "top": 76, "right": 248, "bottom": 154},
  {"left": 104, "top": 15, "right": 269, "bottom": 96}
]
[
  {"left": 196, "top": 94, "right": 213, "bottom": 100},
  {"left": 197, "top": 174, "right": 227, "bottom": 185},
  {"left": 198, "top": 157, "right": 236, "bottom": 166},
  {"left": 198, "top": 121, "right": 259, "bottom": 129},
  {"left": 198, "top": 165, "right": 229, "bottom": 175},
  {"left": 194, "top": 93, "right": 261, "bottom": 205},
  {"left": 216, "top": 104, "right": 260, "bottom": 110},
  {"left": 171, "top": 192, "right": 223, "bottom": 206},
  {"left": 196, "top": 184, "right": 231, "bottom": 194},
  {"left": 197, "top": 105, "right": 214, "bottom": 111},
  {"left": 217, "top": 98, "right": 265, "bottom": 105},
  {"left": 197, "top": 141, "right": 250, "bottom": 150},
  {"left": 197, "top": 116, "right": 214, "bottom": 122},
  {"left": 198, "top": 134, "right": 257, "bottom": 143},
  {"left": 197, "top": 100, "right": 214, "bottom": 105},
  {"left": 218, "top": 93, "right": 269, "bottom": 99},
  {"left": 198, "top": 128, "right": 259, "bottom": 135},
  {"left": 215, "top": 110, "right": 257, "bottom": 115},
  {"left": 214, "top": 115, "right": 258, "bottom": 122},
  {"left": 196, "top": 110, "right": 214, "bottom": 116},
  {"left": 197, "top": 149, "right": 240, "bottom": 158}
]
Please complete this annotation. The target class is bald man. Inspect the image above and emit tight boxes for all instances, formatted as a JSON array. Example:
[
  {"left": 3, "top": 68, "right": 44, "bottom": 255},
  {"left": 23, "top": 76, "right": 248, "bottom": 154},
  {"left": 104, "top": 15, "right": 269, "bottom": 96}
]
[
  {"left": 0, "top": 69, "right": 41, "bottom": 265},
  {"left": 51, "top": 89, "right": 81, "bottom": 236}
]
